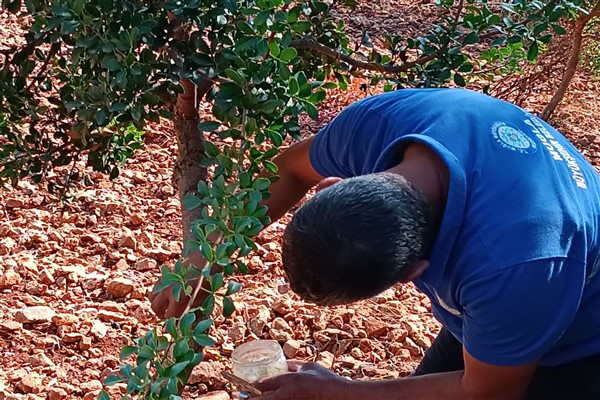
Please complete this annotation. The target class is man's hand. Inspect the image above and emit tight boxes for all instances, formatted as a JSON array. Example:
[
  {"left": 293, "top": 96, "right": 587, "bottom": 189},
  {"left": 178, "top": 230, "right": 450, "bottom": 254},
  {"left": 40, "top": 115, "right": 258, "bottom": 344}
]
[
  {"left": 253, "top": 361, "right": 348, "bottom": 400},
  {"left": 149, "top": 277, "right": 207, "bottom": 319}
]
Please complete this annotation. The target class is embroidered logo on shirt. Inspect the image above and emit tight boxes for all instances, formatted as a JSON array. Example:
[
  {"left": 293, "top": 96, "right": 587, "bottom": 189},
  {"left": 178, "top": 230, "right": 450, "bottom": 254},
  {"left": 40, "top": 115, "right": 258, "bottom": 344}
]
[
  {"left": 491, "top": 122, "right": 538, "bottom": 154},
  {"left": 433, "top": 290, "right": 462, "bottom": 316}
]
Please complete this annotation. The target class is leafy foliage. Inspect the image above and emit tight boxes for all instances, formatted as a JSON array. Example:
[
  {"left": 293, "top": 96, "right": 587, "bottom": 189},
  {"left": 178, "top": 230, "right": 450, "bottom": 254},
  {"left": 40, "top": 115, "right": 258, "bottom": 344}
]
[
  {"left": 0, "top": 0, "right": 592, "bottom": 398},
  {"left": 581, "top": 17, "right": 600, "bottom": 77}
]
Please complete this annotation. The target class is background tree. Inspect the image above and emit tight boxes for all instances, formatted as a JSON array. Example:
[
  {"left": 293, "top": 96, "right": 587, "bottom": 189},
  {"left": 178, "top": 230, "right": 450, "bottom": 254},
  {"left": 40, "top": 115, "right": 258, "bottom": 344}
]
[{"left": 0, "top": 0, "right": 592, "bottom": 398}]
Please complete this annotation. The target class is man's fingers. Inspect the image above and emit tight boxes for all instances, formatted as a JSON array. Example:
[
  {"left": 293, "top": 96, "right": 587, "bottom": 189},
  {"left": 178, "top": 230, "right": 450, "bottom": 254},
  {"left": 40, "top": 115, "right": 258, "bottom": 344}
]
[
  {"left": 287, "top": 360, "right": 307, "bottom": 372},
  {"left": 254, "top": 374, "right": 295, "bottom": 393},
  {"left": 254, "top": 391, "right": 279, "bottom": 400}
]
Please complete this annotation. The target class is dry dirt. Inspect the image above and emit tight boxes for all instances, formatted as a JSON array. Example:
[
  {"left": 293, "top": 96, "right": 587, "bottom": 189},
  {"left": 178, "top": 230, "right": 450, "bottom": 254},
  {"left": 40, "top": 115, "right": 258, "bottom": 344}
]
[{"left": 1, "top": 2, "right": 599, "bottom": 400}]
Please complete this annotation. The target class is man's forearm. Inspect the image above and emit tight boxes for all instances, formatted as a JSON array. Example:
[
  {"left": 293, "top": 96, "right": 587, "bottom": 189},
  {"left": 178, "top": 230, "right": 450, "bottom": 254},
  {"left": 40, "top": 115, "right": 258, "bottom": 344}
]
[
  {"left": 342, "top": 371, "right": 467, "bottom": 400},
  {"left": 261, "top": 171, "right": 314, "bottom": 223}
]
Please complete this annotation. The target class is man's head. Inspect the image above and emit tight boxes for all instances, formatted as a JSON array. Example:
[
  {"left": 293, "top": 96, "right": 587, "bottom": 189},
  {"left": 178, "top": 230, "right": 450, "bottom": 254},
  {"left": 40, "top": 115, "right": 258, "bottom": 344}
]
[{"left": 282, "top": 172, "right": 434, "bottom": 306}]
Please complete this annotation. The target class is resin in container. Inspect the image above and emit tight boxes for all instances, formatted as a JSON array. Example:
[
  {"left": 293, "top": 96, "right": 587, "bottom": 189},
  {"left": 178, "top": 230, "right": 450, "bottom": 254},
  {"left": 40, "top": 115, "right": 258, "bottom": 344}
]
[{"left": 232, "top": 340, "right": 288, "bottom": 398}]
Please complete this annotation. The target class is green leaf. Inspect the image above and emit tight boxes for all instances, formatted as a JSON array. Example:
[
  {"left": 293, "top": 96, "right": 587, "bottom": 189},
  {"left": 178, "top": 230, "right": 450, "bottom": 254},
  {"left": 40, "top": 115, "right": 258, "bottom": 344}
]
[
  {"left": 204, "top": 141, "right": 219, "bottom": 157},
  {"left": 98, "top": 390, "right": 111, "bottom": 400},
  {"left": 166, "top": 318, "right": 178, "bottom": 338},
  {"left": 101, "top": 57, "right": 121, "bottom": 72},
  {"left": 202, "top": 294, "right": 215, "bottom": 315},
  {"left": 255, "top": 99, "right": 282, "bottom": 113},
  {"left": 173, "top": 337, "right": 190, "bottom": 356},
  {"left": 225, "top": 68, "right": 245, "bottom": 86},
  {"left": 551, "top": 24, "right": 566, "bottom": 35},
  {"left": 104, "top": 374, "right": 126, "bottom": 386},
  {"left": 193, "top": 334, "right": 216, "bottom": 347},
  {"left": 200, "top": 242, "right": 214, "bottom": 261},
  {"left": 138, "top": 345, "right": 154, "bottom": 361},
  {"left": 180, "top": 312, "right": 196, "bottom": 333},
  {"left": 216, "top": 15, "right": 227, "bottom": 25},
  {"left": 182, "top": 194, "right": 203, "bottom": 211},
  {"left": 304, "top": 102, "right": 318, "bottom": 119},
  {"left": 193, "top": 319, "right": 213, "bottom": 335},
  {"left": 225, "top": 281, "right": 241, "bottom": 296},
  {"left": 289, "top": 77, "right": 299, "bottom": 95},
  {"left": 453, "top": 73, "right": 466, "bottom": 87},
  {"left": 527, "top": 41, "right": 539, "bottom": 62},
  {"left": 252, "top": 177, "right": 271, "bottom": 191},
  {"left": 279, "top": 47, "right": 298, "bottom": 62},
  {"left": 269, "top": 42, "right": 281, "bottom": 57},
  {"left": 263, "top": 161, "right": 278, "bottom": 174},
  {"left": 223, "top": 297, "right": 235, "bottom": 317},
  {"left": 268, "top": 130, "right": 283, "bottom": 147},
  {"left": 198, "top": 121, "right": 221, "bottom": 131},
  {"left": 152, "top": 267, "right": 183, "bottom": 294},
  {"left": 119, "top": 345, "right": 138, "bottom": 360},
  {"left": 169, "top": 361, "right": 190, "bottom": 378},
  {"left": 211, "top": 273, "right": 224, "bottom": 291},
  {"left": 3, "top": 0, "right": 21, "bottom": 13}
]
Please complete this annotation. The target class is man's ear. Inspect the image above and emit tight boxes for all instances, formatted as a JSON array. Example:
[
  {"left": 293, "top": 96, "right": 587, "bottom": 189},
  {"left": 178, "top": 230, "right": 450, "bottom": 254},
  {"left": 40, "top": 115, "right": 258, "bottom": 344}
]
[
  {"left": 315, "top": 177, "right": 343, "bottom": 192},
  {"left": 400, "top": 260, "right": 429, "bottom": 283}
]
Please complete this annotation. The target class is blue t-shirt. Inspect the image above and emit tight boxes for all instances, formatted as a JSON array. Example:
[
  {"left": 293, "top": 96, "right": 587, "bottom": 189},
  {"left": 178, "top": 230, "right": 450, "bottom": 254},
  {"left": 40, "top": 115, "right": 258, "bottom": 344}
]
[{"left": 309, "top": 88, "right": 600, "bottom": 367}]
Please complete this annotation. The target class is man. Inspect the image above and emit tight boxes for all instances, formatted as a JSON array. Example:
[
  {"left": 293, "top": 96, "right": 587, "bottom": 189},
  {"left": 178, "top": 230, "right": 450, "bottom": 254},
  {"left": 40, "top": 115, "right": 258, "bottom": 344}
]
[{"left": 152, "top": 89, "right": 600, "bottom": 399}]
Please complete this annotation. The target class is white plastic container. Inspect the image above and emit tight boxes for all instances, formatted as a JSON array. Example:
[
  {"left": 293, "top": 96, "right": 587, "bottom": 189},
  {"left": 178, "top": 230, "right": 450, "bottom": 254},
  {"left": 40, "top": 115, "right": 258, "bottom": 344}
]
[{"left": 232, "top": 340, "right": 288, "bottom": 398}]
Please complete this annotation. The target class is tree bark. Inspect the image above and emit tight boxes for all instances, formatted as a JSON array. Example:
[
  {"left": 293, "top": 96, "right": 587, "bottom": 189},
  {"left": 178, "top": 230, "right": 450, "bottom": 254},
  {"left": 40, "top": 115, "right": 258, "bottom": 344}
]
[
  {"left": 173, "top": 78, "right": 213, "bottom": 244},
  {"left": 540, "top": 0, "right": 600, "bottom": 121},
  {"left": 172, "top": 77, "right": 215, "bottom": 394}
]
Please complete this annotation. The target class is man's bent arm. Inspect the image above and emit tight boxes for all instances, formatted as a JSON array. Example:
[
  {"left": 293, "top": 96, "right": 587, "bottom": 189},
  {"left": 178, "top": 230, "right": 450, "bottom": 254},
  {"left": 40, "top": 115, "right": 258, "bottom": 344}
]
[
  {"left": 262, "top": 136, "right": 324, "bottom": 222},
  {"left": 345, "top": 350, "right": 537, "bottom": 400},
  {"left": 151, "top": 136, "right": 323, "bottom": 318}
]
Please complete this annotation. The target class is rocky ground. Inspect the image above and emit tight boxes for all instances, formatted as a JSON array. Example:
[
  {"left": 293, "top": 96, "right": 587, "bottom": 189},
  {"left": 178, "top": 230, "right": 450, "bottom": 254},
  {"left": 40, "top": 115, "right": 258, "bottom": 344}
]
[{"left": 1, "top": 2, "right": 599, "bottom": 400}]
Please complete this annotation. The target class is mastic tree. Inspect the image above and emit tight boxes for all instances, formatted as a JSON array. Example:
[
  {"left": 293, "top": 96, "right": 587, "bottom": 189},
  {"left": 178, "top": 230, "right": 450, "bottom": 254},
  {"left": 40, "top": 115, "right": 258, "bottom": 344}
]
[{"left": 0, "top": 0, "right": 591, "bottom": 398}]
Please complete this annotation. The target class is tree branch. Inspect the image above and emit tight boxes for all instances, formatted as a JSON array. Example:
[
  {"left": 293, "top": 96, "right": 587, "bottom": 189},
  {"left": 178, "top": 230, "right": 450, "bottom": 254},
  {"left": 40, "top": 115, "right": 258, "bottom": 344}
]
[
  {"left": 450, "top": 0, "right": 465, "bottom": 33},
  {"left": 539, "top": 0, "right": 600, "bottom": 120},
  {"left": 290, "top": 39, "right": 436, "bottom": 74}
]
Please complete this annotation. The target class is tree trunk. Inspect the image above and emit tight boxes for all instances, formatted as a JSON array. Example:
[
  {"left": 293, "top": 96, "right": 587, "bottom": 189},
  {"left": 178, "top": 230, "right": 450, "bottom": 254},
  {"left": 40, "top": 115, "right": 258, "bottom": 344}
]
[
  {"left": 173, "top": 78, "right": 213, "bottom": 244},
  {"left": 172, "top": 77, "right": 215, "bottom": 394},
  {"left": 540, "top": 0, "right": 600, "bottom": 121}
]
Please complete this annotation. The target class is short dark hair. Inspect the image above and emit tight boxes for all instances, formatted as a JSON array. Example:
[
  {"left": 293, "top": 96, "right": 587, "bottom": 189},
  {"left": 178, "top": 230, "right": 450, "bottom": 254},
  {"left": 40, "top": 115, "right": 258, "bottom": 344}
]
[{"left": 282, "top": 172, "right": 434, "bottom": 306}]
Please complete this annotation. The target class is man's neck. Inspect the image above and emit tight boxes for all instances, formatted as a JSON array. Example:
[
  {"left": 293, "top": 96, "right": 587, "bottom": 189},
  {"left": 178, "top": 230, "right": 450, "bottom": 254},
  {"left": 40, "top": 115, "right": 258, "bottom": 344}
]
[{"left": 385, "top": 142, "right": 450, "bottom": 227}]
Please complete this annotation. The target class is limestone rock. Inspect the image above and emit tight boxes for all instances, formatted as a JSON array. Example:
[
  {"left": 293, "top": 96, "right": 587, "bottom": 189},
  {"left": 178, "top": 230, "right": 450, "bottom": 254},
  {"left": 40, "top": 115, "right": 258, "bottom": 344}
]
[
  {"left": 79, "top": 336, "right": 93, "bottom": 351},
  {"left": 249, "top": 307, "right": 270, "bottom": 336},
  {"left": 47, "top": 387, "right": 68, "bottom": 400},
  {"left": 0, "top": 269, "right": 21, "bottom": 289},
  {"left": 0, "top": 237, "right": 17, "bottom": 255},
  {"left": 115, "top": 259, "right": 129, "bottom": 270},
  {"left": 0, "top": 320, "right": 22, "bottom": 331},
  {"left": 90, "top": 320, "right": 109, "bottom": 339},
  {"left": 227, "top": 322, "right": 246, "bottom": 343},
  {"left": 16, "top": 372, "right": 43, "bottom": 394},
  {"left": 28, "top": 353, "right": 55, "bottom": 367},
  {"left": 39, "top": 269, "right": 55, "bottom": 285},
  {"left": 52, "top": 314, "right": 79, "bottom": 326},
  {"left": 82, "top": 273, "right": 109, "bottom": 291},
  {"left": 14, "top": 306, "right": 56, "bottom": 323},
  {"left": 5, "top": 198, "right": 24, "bottom": 208},
  {"left": 118, "top": 233, "right": 136, "bottom": 250},
  {"left": 283, "top": 340, "right": 302, "bottom": 358},
  {"left": 188, "top": 362, "right": 222, "bottom": 385},
  {"left": 268, "top": 317, "right": 294, "bottom": 342},
  {"left": 97, "top": 310, "right": 128, "bottom": 323},
  {"left": 104, "top": 277, "right": 135, "bottom": 298},
  {"left": 133, "top": 257, "right": 156, "bottom": 271},
  {"left": 364, "top": 317, "right": 388, "bottom": 337}
]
